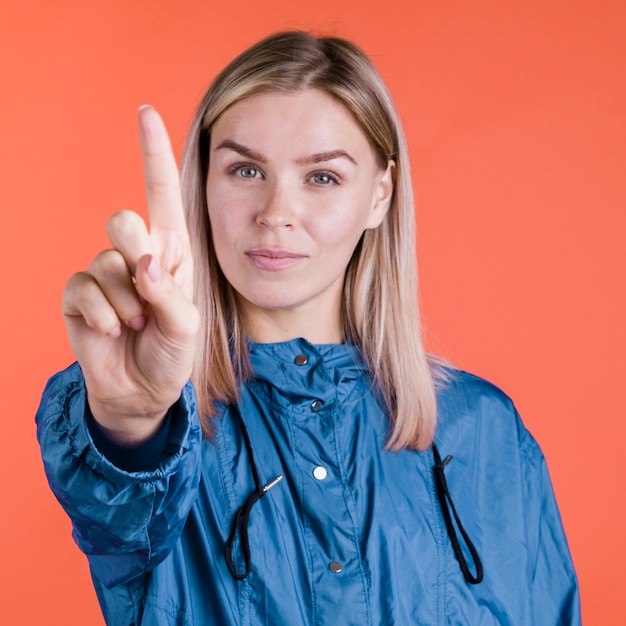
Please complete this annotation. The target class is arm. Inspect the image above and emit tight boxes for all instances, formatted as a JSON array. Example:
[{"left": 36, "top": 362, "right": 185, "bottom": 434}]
[
  {"left": 522, "top": 435, "right": 581, "bottom": 625},
  {"left": 62, "top": 106, "right": 199, "bottom": 446},
  {"left": 36, "top": 362, "right": 202, "bottom": 588}
]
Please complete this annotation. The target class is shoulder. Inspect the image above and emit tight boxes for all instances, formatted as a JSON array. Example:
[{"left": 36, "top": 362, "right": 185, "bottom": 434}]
[
  {"left": 436, "top": 366, "right": 514, "bottom": 408},
  {"left": 433, "top": 366, "right": 535, "bottom": 460}
]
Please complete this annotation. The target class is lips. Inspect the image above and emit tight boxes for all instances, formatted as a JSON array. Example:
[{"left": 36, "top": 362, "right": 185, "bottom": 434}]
[{"left": 245, "top": 249, "right": 306, "bottom": 271}]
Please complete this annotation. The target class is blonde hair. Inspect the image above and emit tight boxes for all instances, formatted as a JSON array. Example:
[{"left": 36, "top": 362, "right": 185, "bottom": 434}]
[{"left": 180, "top": 31, "right": 437, "bottom": 451}]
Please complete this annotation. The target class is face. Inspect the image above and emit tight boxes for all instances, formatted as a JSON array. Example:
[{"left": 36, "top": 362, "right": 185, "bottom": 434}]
[{"left": 206, "top": 89, "right": 394, "bottom": 343}]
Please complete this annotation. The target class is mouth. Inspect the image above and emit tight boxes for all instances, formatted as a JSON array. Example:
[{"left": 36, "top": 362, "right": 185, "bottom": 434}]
[{"left": 245, "top": 248, "right": 306, "bottom": 271}]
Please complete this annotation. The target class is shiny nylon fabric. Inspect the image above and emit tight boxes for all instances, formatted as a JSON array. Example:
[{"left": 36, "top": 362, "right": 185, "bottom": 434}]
[{"left": 36, "top": 339, "right": 580, "bottom": 625}]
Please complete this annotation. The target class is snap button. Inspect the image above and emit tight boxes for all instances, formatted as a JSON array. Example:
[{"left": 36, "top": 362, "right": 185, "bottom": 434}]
[
  {"left": 310, "top": 399, "right": 323, "bottom": 413},
  {"left": 313, "top": 466, "right": 328, "bottom": 480},
  {"left": 294, "top": 354, "right": 308, "bottom": 366},
  {"left": 329, "top": 561, "right": 343, "bottom": 573}
]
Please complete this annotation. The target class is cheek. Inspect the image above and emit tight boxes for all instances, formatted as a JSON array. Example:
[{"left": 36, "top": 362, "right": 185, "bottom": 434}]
[
  {"left": 320, "top": 192, "right": 377, "bottom": 243},
  {"left": 207, "top": 193, "right": 239, "bottom": 237},
  {"left": 207, "top": 183, "right": 255, "bottom": 231},
  {"left": 206, "top": 176, "right": 232, "bottom": 220}
]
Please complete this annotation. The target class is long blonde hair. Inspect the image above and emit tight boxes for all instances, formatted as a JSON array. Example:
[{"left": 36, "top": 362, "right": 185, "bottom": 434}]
[{"left": 180, "top": 31, "right": 437, "bottom": 451}]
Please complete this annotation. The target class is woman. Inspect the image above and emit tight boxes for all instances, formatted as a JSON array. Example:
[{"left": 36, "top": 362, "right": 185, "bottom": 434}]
[{"left": 37, "top": 31, "right": 580, "bottom": 625}]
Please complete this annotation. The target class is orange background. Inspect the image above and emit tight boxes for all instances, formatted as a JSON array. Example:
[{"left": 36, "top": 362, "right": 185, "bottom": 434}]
[{"left": 1, "top": 1, "right": 624, "bottom": 623}]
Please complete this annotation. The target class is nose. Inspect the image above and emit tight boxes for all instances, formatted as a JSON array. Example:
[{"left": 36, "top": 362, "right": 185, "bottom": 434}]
[{"left": 256, "top": 181, "right": 294, "bottom": 229}]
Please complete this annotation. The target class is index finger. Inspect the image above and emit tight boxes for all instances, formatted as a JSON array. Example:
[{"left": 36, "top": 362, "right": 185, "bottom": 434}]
[{"left": 137, "top": 105, "right": 189, "bottom": 239}]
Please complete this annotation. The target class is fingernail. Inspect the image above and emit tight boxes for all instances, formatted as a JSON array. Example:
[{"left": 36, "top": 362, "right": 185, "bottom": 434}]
[
  {"left": 138, "top": 104, "right": 153, "bottom": 112},
  {"left": 128, "top": 315, "right": 146, "bottom": 331},
  {"left": 147, "top": 256, "right": 161, "bottom": 283},
  {"left": 107, "top": 326, "right": 122, "bottom": 338}
]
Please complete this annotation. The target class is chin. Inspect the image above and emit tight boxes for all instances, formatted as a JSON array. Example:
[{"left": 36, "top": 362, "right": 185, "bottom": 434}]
[{"left": 236, "top": 287, "right": 306, "bottom": 311}]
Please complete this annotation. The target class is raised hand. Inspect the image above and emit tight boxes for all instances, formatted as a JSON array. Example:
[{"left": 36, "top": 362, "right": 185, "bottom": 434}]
[{"left": 62, "top": 106, "right": 200, "bottom": 445}]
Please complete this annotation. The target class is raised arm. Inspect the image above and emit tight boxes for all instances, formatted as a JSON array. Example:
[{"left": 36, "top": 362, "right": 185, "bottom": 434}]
[
  {"left": 62, "top": 106, "right": 199, "bottom": 445},
  {"left": 37, "top": 107, "right": 204, "bottom": 588}
]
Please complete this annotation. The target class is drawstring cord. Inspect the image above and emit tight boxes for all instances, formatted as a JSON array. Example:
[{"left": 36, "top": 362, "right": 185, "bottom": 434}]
[
  {"left": 224, "top": 406, "right": 283, "bottom": 580},
  {"left": 432, "top": 443, "right": 484, "bottom": 584},
  {"left": 224, "top": 406, "right": 483, "bottom": 585}
]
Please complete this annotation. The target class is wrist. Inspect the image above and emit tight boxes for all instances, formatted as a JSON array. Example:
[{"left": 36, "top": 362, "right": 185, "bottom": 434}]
[{"left": 87, "top": 398, "right": 171, "bottom": 446}]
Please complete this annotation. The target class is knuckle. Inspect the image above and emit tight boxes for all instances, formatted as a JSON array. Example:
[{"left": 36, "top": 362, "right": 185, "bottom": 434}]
[
  {"left": 146, "top": 179, "right": 180, "bottom": 200},
  {"left": 62, "top": 272, "right": 89, "bottom": 313},
  {"left": 107, "top": 209, "right": 145, "bottom": 239},
  {"left": 64, "top": 270, "right": 86, "bottom": 293},
  {"left": 64, "top": 271, "right": 98, "bottom": 301},
  {"left": 74, "top": 276, "right": 103, "bottom": 311},
  {"left": 90, "top": 249, "right": 127, "bottom": 276},
  {"left": 64, "top": 275, "right": 119, "bottom": 334}
]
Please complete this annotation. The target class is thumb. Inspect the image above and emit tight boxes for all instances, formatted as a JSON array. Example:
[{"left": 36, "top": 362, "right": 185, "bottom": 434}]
[{"left": 134, "top": 254, "right": 200, "bottom": 340}]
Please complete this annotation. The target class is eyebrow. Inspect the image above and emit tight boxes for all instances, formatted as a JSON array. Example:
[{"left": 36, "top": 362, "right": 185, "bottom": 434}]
[
  {"left": 297, "top": 150, "right": 358, "bottom": 166},
  {"left": 214, "top": 140, "right": 268, "bottom": 163},
  {"left": 214, "top": 139, "right": 358, "bottom": 166}
]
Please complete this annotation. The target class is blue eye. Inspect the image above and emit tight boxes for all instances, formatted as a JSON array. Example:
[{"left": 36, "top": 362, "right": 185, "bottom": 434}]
[
  {"left": 311, "top": 172, "right": 338, "bottom": 185},
  {"left": 239, "top": 167, "right": 259, "bottom": 178}
]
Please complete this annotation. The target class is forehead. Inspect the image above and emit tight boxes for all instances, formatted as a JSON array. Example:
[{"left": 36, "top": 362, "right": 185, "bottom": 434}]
[{"left": 210, "top": 89, "right": 374, "bottom": 158}]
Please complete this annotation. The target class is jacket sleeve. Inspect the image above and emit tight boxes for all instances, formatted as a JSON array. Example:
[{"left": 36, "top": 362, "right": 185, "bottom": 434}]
[
  {"left": 35, "top": 362, "right": 202, "bottom": 589},
  {"left": 521, "top": 433, "right": 581, "bottom": 625}
]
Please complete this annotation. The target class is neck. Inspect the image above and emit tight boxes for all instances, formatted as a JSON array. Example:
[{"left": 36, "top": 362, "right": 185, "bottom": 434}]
[{"left": 239, "top": 301, "right": 344, "bottom": 345}]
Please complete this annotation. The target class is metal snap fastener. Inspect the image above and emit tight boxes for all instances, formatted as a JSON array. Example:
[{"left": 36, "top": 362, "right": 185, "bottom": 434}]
[
  {"left": 329, "top": 561, "right": 343, "bottom": 573},
  {"left": 294, "top": 354, "right": 308, "bottom": 366},
  {"left": 310, "top": 399, "right": 323, "bottom": 412},
  {"left": 313, "top": 466, "right": 328, "bottom": 480}
]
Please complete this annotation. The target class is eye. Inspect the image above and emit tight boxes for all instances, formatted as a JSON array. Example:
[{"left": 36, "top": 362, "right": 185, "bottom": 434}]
[
  {"left": 227, "top": 163, "right": 263, "bottom": 179},
  {"left": 239, "top": 166, "right": 260, "bottom": 178},
  {"left": 310, "top": 171, "right": 339, "bottom": 186}
]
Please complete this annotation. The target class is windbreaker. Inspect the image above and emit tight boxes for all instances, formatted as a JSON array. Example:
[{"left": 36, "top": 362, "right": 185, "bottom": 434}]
[{"left": 36, "top": 339, "right": 580, "bottom": 625}]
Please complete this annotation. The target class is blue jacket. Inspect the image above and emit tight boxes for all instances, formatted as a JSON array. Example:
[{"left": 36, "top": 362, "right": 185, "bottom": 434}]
[{"left": 36, "top": 339, "right": 580, "bottom": 625}]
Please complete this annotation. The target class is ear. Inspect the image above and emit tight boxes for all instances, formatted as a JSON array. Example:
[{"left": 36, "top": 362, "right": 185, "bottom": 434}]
[{"left": 365, "top": 160, "right": 395, "bottom": 230}]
